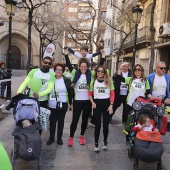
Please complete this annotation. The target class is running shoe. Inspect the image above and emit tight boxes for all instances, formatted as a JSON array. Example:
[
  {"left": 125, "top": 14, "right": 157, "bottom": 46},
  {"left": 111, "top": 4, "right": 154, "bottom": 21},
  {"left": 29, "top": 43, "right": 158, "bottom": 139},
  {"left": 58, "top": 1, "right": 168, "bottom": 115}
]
[
  {"left": 67, "top": 137, "right": 73, "bottom": 147},
  {"left": 94, "top": 147, "right": 100, "bottom": 152},
  {"left": 102, "top": 141, "right": 108, "bottom": 150},
  {"left": 79, "top": 136, "right": 85, "bottom": 145}
]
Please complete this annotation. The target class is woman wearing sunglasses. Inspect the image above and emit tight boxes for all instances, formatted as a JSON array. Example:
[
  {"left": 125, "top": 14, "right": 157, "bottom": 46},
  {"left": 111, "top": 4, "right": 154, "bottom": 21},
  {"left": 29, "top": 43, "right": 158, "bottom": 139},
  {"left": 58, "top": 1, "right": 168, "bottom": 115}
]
[
  {"left": 89, "top": 66, "right": 115, "bottom": 152},
  {"left": 114, "top": 63, "right": 151, "bottom": 148},
  {"left": 47, "top": 63, "right": 72, "bottom": 145}
]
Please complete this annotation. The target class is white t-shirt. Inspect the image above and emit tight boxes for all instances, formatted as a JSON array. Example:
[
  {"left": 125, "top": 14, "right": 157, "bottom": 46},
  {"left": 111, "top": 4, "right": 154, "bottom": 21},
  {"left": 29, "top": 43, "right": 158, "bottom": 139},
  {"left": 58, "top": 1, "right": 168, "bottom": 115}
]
[
  {"left": 120, "top": 71, "right": 128, "bottom": 95},
  {"left": 48, "top": 77, "right": 67, "bottom": 108},
  {"left": 127, "top": 78, "right": 146, "bottom": 106},
  {"left": 136, "top": 124, "right": 153, "bottom": 132},
  {"left": 152, "top": 74, "right": 166, "bottom": 100},
  {"left": 74, "top": 74, "right": 89, "bottom": 100},
  {"left": 93, "top": 80, "right": 110, "bottom": 99}
]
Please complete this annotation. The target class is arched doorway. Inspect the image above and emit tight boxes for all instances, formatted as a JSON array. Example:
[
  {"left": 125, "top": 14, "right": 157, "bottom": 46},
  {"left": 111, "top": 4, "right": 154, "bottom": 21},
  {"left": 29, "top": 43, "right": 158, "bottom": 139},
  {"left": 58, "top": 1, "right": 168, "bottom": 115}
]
[{"left": 6, "top": 45, "right": 21, "bottom": 69}]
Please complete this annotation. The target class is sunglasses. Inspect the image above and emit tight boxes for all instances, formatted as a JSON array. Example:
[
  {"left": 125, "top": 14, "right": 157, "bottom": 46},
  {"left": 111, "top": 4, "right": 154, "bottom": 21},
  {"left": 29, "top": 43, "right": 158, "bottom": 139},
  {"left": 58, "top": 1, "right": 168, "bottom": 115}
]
[
  {"left": 44, "top": 62, "right": 52, "bottom": 66},
  {"left": 97, "top": 70, "right": 105, "bottom": 73},
  {"left": 134, "top": 68, "right": 142, "bottom": 71},
  {"left": 158, "top": 67, "right": 166, "bottom": 70}
]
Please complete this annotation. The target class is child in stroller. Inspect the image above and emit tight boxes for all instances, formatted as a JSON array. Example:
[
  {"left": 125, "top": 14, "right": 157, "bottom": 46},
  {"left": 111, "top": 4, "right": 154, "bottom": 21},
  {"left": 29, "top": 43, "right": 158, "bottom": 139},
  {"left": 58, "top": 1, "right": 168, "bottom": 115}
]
[
  {"left": 132, "top": 114, "right": 159, "bottom": 132},
  {"left": 123, "top": 97, "right": 165, "bottom": 170},
  {"left": 6, "top": 94, "right": 41, "bottom": 169}
]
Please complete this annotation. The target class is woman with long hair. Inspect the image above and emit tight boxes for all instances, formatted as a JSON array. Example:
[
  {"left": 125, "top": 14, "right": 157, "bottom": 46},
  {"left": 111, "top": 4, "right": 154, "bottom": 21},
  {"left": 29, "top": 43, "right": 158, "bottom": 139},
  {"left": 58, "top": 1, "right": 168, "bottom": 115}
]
[
  {"left": 114, "top": 63, "right": 152, "bottom": 147},
  {"left": 89, "top": 65, "right": 115, "bottom": 152}
]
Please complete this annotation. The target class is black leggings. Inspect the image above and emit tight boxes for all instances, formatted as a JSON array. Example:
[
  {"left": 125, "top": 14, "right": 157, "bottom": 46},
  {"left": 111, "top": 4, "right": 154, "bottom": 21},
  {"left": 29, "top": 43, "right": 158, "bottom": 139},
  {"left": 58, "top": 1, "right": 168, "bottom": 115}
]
[
  {"left": 70, "top": 100, "right": 91, "bottom": 137},
  {"left": 49, "top": 107, "right": 67, "bottom": 140},
  {"left": 93, "top": 99, "right": 110, "bottom": 144}
]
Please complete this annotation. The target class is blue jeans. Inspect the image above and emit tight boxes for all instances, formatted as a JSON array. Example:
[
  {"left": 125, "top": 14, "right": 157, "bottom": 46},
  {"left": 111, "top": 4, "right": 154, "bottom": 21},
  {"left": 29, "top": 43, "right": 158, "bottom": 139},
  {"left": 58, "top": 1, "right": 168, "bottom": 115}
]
[{"left": 1, "top": 82, "right": 6, "bottom": 97}]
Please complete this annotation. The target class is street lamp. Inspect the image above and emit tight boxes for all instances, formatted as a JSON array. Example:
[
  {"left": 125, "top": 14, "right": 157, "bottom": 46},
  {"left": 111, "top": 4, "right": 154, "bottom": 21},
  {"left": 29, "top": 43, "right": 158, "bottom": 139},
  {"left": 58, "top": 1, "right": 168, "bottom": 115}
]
[
  {"left": 132, "top": 5, "right": 143, "bottom": 68},
  {"left": 99, "top": 39, "right": 104, "bottom": 48},
  {"left": 5, "top": 0, "right": 17, "bottom": 100}
]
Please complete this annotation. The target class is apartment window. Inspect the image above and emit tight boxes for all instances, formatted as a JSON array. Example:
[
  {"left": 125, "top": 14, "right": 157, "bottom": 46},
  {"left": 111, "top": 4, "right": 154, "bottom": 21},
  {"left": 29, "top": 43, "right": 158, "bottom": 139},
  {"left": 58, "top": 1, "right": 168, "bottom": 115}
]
[
  {"left": 69, "top": 8, "right": 77, "bottom": 12},
  {"left": 102, "top": 11, "right": 106, "bottom": 19},
  {"left": 107, "top": 39, "right": 110, "bottom": 47}
]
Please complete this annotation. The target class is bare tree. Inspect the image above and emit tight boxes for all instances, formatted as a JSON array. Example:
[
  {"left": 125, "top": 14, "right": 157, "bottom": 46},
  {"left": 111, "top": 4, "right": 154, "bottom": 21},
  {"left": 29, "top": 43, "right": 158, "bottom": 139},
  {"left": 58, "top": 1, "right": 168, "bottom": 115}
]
[
  {"left": 63, "top": 0, "right": 104, "bottom": 53},
  {"left": 19, "top": 0, "right": 58, "bottom": 72},
  {"left": 32, "top": 3, "right": 64, "bottom": 65},
  {"left": 104, "top": 1, "right": 133, "bottom": 70}
]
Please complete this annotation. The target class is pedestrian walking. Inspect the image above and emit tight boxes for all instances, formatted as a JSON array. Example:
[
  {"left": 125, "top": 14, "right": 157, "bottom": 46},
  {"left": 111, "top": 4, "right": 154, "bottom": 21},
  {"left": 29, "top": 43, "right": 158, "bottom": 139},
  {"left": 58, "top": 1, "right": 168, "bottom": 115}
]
[
  {"left": 89, "top": 65, "right": 115, "bottom": 152},
  {"left": 0, "top": 62, "right": 7, "bottom": 99},
  {"left": 47, "top": 63, "right": 72, "bottom": 145},
  {"left": 111, "top": 62, "right": 131, "bottom": 123}
]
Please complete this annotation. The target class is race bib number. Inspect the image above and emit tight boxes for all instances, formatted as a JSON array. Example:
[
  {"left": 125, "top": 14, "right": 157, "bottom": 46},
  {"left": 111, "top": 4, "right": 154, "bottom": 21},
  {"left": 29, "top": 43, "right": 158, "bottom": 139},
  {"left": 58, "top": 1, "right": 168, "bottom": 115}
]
[
  {"left": 77, "top": 84, "right": 87, "bottom": 92},
  {"left": 98, "top": 88, "right": 105, "bottom": 93},
  {"left": 132, "top": 82, "right": 145, "bottom": 90},
  {"left": 49, "top": 94, "right": 59, "bottom": 100},
  {"left": 120, "top": 84, "right": 127, "bottom": 89}
]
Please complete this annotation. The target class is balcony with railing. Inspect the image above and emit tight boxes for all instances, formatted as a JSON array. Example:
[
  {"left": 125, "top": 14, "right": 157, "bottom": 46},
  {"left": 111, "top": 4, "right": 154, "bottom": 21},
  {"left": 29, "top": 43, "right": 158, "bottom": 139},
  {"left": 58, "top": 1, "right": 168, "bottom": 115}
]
[
  {"left": 117, "top": 0, "right": 138, "bottom": 19},
  {"left": 122, "top": 26, "right": 151, "bottom": 49}
]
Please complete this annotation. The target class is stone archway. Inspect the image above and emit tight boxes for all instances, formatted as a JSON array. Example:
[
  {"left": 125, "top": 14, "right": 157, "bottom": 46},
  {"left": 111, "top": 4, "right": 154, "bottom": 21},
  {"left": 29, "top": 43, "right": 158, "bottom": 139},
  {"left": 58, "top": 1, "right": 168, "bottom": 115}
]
[{"left": 6, "top": 45, "right": 21, "bottom": 69}]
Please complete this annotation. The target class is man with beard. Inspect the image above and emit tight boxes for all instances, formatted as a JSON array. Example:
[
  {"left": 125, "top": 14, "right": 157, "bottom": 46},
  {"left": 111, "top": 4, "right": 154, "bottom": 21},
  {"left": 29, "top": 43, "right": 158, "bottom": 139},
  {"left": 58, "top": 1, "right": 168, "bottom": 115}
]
[{"left": 17, "top": 56, "right": 55, "bottom": 133}]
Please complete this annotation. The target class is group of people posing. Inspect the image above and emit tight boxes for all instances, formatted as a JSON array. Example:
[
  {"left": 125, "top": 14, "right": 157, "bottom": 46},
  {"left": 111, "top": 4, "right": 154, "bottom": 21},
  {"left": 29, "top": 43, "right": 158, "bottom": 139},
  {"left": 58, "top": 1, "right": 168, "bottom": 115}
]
[{"left": 17, "top": 44, "right": 170, "bottom": 152}]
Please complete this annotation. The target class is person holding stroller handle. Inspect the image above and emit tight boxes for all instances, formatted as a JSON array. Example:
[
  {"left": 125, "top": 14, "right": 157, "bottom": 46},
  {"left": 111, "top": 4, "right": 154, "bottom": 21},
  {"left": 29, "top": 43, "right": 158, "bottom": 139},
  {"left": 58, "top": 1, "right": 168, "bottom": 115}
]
[
  {"left": 114, "top": 63, "right": 152, "bottom": 148},
  {"left": 47, "top": 63, "right": 72, "bottom": 145},
  {"left": 89, "top": 65, "right": 115, "bottom": 152},
  {"left": 147, "top": 61, "right": 170, "bottom": 105},
  {"left": 17, "top": 56, "right": 55, "bottom": 134}
]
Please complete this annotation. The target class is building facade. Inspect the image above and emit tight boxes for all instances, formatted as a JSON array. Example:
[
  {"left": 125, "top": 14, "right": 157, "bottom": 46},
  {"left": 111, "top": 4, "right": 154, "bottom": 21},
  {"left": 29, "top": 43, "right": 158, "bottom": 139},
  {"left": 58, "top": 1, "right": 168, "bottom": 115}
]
[
  {"left": 0, "top": 0, "right": 62, "bottom": 74},
  {"left": 104, "top": 0, "right": 170, "bottom": 77}
]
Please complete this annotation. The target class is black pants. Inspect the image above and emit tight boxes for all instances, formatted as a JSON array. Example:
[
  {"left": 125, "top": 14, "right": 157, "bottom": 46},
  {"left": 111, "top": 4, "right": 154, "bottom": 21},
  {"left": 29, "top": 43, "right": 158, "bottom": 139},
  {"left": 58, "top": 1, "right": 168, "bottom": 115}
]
[
  {"left": 39, "top": 100, "right": 48, "bottom": 135},
  {"left": 70, "top": 100, "right": 91, "bottom": 137},
  {"left": 111, "top": 95, "right": 127, "bottom": 122},
  {"left": 125, "top": 104, "right": 133, "bottom": 142},
  {"left": 49, "top": 107, "right": 67, "bottom": 140},
  {"left": 93, "top": 99, "right": 110, "bottom": 144}
]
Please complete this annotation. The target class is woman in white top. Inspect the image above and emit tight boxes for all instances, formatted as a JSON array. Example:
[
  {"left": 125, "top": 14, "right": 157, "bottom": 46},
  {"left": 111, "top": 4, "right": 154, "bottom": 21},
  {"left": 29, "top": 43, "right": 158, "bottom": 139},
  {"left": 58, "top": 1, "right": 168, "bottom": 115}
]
[
  {"left": 67, "top": 58, "right": 92, "bottom": 147},
  {"left": 47, "top": 63, "right": 72, "bottom": 145}
]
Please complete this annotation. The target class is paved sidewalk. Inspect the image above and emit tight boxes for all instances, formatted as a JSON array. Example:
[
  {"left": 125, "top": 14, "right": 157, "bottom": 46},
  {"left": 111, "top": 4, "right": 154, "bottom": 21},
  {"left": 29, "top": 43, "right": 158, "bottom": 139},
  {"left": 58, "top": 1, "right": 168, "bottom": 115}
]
[{"left": 0, "top": 76, "right": 170, "bottom": 170}]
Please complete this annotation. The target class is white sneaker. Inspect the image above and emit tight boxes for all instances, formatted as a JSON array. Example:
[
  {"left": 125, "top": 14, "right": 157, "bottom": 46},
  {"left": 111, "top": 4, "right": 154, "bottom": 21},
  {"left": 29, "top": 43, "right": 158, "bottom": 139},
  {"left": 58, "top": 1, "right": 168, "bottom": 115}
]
[
  {"left": 102, "top": 141, "right": 108, "bottom": 150},
  {"left": 94, "top": 147, "right": 100, "bottom": 152}
]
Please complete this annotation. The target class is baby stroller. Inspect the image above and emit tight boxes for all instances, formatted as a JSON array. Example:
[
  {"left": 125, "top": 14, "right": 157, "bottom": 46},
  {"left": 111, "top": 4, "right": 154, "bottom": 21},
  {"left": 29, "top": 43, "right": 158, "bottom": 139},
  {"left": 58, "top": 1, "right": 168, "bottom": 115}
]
[
  {"left": 123, "top": 96, "right": 166, "bottom": 170},
  {"left": 6, "top": 94, "right": 41, "bottom": 170}
]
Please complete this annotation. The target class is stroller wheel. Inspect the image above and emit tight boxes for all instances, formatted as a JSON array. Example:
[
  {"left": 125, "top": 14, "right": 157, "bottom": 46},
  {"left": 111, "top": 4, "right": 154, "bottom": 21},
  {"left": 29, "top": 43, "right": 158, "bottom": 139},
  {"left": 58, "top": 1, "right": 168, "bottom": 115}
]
[{"left": 128, "top": 148, "right": 134, "bottom": 158}]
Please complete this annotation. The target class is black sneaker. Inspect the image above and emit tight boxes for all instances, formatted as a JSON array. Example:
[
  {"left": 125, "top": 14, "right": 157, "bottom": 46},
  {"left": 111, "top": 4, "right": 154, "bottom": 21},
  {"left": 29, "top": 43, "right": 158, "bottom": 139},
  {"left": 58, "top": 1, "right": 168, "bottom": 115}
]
[
  {"left": 57, "top": 138, "right": 63, "bottom": 145},
  {"left": 46, "top": 139, "right": 54, "bottom": 145}
]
